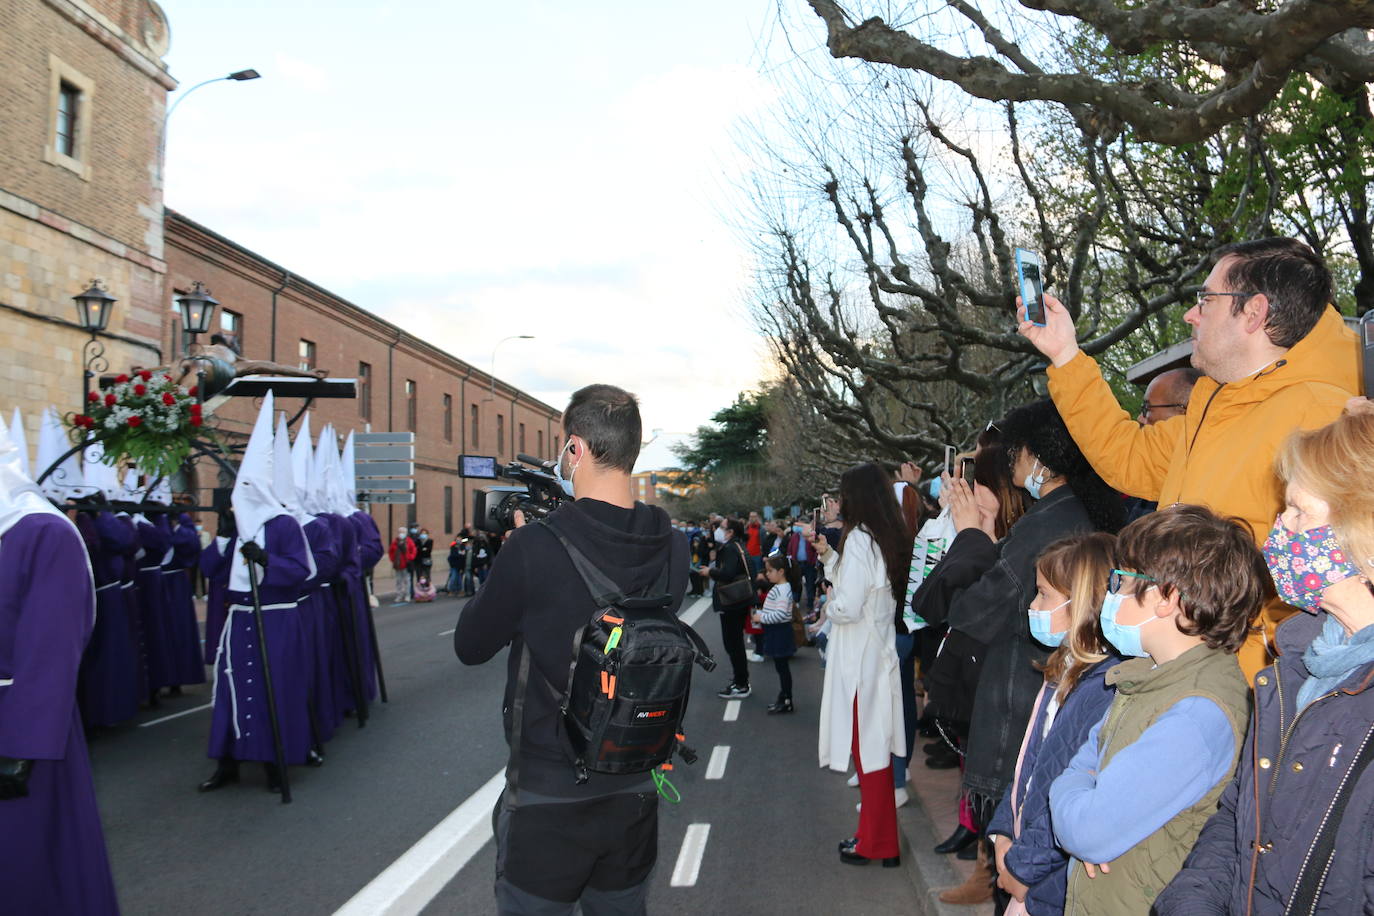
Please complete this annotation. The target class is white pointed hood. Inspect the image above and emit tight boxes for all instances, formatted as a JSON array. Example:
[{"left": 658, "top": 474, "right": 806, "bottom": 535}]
[
  {"left": 9, "top": 408, "right": 30, "bottom": 479},
  {"left": 0, "top": 414, "right": 77, "bottom": 542},
  {"left": 325, "top": 433, "right": 351, "bottom": 516},
  {"left": 341, "top": 431, "right": 359, "bottom": 513},
  {"left": 313, "top": 424, "right": 337, "bottom": 516},
  {"left": 273, "top": 412, "right": 316, "bottom": 579},
  {"left": 230, "top": 391, "right": 288, "bottom": 591},
  {"left": 291, "top": 413, "right": 317, "bottom": 514},
  {"left": 82, "top": 441, "right": 121, "bottom": 499},
  {"left": 35, "top": 407, "right": 81, "bottom": 501}
]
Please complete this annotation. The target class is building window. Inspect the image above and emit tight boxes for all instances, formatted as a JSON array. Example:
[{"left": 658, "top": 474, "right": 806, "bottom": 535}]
[
  {"left": 470, "top": 404, "right": 479, "bottom": 448},
  {"left": 537, "top": 429, "right": 544, "bottom": 457},
  {"left": 405, "top": 379, "right": 417, "bottom": 432},
  {"left": 221, "top": 308, "right": 242, "bottom": 335},
  {"left": 45, "top": 56, "right": 94, "bottom": 179},
  {"left": 443, "top": 394, "right": 453, "bottom": 442},
  {"left": 496, "top": 414, "right": 505, "bottom": 456},
  {"left": 56, "top": 82, "right": 79, "bottom": 157},
  {"left": 444, "top": 486, "right": 453, "bottom": 533},
  {"left": 298, "top": 339, "right": 316, "bottom": 371},
  {"left": 358, "top": 361, "right": 372, "bottom": 421},
  {"left": 518, "top": 423, "right": 526, "bottom": 454}
]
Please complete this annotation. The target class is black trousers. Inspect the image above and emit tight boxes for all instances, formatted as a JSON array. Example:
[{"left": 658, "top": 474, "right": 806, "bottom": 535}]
[
  {"left": 494, "top": 790, "right": 658, "bottom": 913},
  {"left": 718, "top": 606, "right": 749, "bottom": 687},
  {"left": 774, "top": 656, "right": 792, "bottom": 699}
]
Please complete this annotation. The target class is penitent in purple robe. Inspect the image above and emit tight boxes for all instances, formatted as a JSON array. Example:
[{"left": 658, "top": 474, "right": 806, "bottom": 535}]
[
  {"left": 206, "top": 516, "right": 313, "bottom": 764},
  {"left": 161, "top": 515, "right": 205, "bottom": 687},
  {"left": 348, "top": 510, "right": 384, "bottom": 703},
  {"left": 75, "top": 512, "right": 140, "bottom": 728},
  {"left": 134, "top": 517, "right": 177, "bottom": 693},
  {"left": 327, "top": 512, "right": 373, "bottom": 710},
  {"left": 0, "top": 514, "right": 120, "bottom": 914},
  {"left": 299, "top": 516, "right": 340, "bottom": 740},
  {"left": 199, "top": 536, "right": 233, "bottom": 656}
]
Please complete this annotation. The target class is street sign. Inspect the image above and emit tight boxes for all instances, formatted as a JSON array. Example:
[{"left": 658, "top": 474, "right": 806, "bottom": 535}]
[
  {"left": 355, "top": 444, "right": 414, "bottom": 461},
  {"left": 353, "top": 460, "right": 413, "bottom": 478},
  {"left": 361, "top": 492, "right": 415, "bottom": 504},
  {"left": 356, "top": 477, "right": 414, "bottom": 490},
  {"left": 356, "top": 432, "right": 415, "bottom": 444}
]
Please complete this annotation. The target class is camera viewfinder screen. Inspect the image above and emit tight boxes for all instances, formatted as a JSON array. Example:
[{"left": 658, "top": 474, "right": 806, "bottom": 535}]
[{"left": 459, "top": 455, "right": 498, "bottom": 479}]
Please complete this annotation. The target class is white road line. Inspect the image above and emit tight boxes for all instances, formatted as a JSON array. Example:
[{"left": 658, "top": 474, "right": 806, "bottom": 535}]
[
  {"left": 680, "top": 595, "right": 712, "bottom": 628},
  {"left": 705, "top": 745, "right": 730, "bottom": 780},
  {"left": 332, "top": 769, "right": 505, "bottom": 916},
  {"left": 437, "top": 628, "right": 455, "bottom": 637},
  {"left": 723, "top": 700, "right": 741, "bottom": 722},
  {"left": 138, "top": 703, "right": 213, "bottom": 727},
  {"left": 670, "top": 823, "right": 711, "bottom": 887}
]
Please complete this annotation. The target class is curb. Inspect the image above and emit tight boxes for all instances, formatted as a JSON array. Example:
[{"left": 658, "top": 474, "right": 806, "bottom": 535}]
[{"left": 896, "top": 788, "right": 993, "bottom": 916}]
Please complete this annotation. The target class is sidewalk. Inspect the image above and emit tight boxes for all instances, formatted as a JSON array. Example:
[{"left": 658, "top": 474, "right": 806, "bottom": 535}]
[{"left": 896, "top": 756, "right": 994, "bottom": 916}]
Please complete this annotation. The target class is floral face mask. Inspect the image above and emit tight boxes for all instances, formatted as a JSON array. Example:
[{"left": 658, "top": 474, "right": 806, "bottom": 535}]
[{"left": 1261, "top": 515, "right": 1362, "bottom": 613}]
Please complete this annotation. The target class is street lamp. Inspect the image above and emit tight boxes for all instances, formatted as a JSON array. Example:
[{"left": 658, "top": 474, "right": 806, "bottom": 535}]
[
  {"left": 176, "top": 281, "right": 219, "bottom": 349},
  {"left": 487, "top": 335, "right": 534, "bottom": 401},
  {"left": 160, "top": 68, "right": 261, "bottom": 181},
  {"left": 73, "top": 280, "right": 116, "bottom": 405}
]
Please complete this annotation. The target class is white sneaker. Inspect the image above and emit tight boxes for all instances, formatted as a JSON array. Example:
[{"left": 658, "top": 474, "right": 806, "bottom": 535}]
[
  {"left": 847, "top": 773, "right": 860, "bottom": 788},
  {"left": 856, "top": 787, "right": 910, "bottom": 813},
  {"left": 746, "top": 652, "right": 764, "bottom": 663}
]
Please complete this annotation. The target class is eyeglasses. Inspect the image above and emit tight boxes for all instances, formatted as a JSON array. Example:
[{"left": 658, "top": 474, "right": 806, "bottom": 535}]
[
  {"left": 1194, "top": 289, "right": 1256, "bottom": 311},
  {"left": 1108, "top": 568, "right": 1157, "bottom": 595},
  {"left": 1140, "top": 401, "right": 1187, "bottom": 413}
]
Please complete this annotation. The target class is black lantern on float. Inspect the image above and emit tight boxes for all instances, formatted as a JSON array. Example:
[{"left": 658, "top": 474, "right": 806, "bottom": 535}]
[
  {"left": 73, "top": 279, "right": 116, "bottom": 333},
  {"left": 176, "top": 281, "right": 219, "bottom": 337}
]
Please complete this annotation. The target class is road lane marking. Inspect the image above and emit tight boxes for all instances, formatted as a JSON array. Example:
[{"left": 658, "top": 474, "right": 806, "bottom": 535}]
[
  {"left": 680, "top": 595, "right": 712, "bottom": 628},
  {"left": 437, "top": 628, "right": 455, "bottom": 637},
  {"left": 332, "top": 769, "right": 505, "bottom": 916},
  {"left": 723, "top": 700, "right": 740, "bottom": 722},
  {"left": 139, "top": 703, "right": 213, "bottom": 727},
  {"left": 670, "top": 823, "right": 711, "bottom": 887},
  {"left": 705, "top": 746, "right": 730, "bottom": 780}
]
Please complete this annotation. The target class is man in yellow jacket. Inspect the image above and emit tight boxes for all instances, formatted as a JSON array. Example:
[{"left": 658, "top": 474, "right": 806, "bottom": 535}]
[{"left": 1020, "top": 237, "right": 1359, "bottom": 677}]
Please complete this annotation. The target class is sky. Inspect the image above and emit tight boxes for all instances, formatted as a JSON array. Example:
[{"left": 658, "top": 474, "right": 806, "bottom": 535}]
[{"left": 160, "top": 1, "right": 794, "bottom": 471}]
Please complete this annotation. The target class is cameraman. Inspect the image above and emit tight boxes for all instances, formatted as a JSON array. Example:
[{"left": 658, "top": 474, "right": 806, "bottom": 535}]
[{"left": 454, "top": 384, "right": 689, "bottom": 916}]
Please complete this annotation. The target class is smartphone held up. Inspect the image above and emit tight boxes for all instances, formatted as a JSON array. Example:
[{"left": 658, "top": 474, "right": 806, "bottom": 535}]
[{"left": 1016, "top": 248, "right": 1045, "bottom": 327}]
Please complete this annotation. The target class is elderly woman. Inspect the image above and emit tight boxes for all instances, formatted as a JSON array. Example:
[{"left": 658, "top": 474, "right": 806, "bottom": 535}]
[{"left": 1158, "top": 404, "right": 1374, "bottom": 914}]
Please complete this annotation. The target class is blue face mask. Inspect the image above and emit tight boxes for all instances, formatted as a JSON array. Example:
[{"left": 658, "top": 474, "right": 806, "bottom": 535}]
[
  {"left": 1099, "top": 591, "right": 1156, "bottom": 658},
  {"left": 1028, "top": 599, "right": 1070, "bottom": 647},
  {"left": 553, "top": 439, "right": 577, "bottom": 498},
  {"left": 1023, "top": 459, "right": 1047, "bottom": 500}
]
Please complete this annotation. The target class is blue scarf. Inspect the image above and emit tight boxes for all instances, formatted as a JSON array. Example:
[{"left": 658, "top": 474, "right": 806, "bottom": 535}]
[{"left": 1297, "top": 615, "right": 1374, "bottom": 710}]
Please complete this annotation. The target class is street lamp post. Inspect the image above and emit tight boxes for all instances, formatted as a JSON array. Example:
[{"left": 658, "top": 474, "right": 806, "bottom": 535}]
[
  {"left": 73, "top": 280, "right": 116, "bottom": 406},
  {"left": 175, "top": 281, "right": 219, "bottom": 354},
  {"left": 487, "top": 335, "right": 534, "bottom": 402},
  {"left": 159, "top": 69, "right": 260, "bottom": 181}
]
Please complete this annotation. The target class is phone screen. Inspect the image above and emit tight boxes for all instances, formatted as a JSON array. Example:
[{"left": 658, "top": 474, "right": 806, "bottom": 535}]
[
  {"left": 1016, "top": 248, "right": 1045, "bottom": 326},
  {"left": 943, "top": 445, "right": 956, "bottom": 478},
  {"left": 960, "top": 456, "right": 976, "bottom": 484},
  {"left": 812, "top": 508, "right": 821, "bottom": 532}
]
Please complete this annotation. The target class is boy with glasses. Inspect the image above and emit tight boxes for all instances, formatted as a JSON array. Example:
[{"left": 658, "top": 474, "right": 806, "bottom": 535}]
[{"left": 1047, "top": 505, "right": 1268, "bottom": 914}]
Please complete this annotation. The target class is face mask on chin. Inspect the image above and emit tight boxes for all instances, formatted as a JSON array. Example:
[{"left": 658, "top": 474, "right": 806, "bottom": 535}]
[{"left": 1023, "top": 459, "right": 1048, "bottom": 500}]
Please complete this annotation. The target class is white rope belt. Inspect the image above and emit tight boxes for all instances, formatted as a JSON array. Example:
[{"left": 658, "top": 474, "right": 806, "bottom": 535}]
[
  {"left": 138, "top": 565, "right": 162, "bottom": 573},
  {"left": 0, "top": 678, "right": 12, "bottom": 687},
  {"left": 96, "top": 581, "right": 121, "bottom": 593}
]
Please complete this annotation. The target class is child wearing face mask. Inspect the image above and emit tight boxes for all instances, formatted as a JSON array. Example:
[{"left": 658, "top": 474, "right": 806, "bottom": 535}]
[
  {"left": 987, "top": 533, "right": 1121, "bottom": 916},
  {"left": 1047, "top": 505, "right": 1266, "bottom": 914}
]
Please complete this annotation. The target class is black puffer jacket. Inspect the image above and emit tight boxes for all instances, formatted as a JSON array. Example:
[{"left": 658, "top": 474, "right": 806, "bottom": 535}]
[{"left": 1156, "top": 610, "right": 1374, "bottom": 915}]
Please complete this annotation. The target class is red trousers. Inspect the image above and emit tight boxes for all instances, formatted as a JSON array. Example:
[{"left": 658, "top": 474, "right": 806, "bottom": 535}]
[{"left": 852, "top": 698, "right": 899, "bottom": 858}]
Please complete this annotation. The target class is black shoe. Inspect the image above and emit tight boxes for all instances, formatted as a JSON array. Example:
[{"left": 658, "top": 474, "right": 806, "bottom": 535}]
[
  {"left": 838, "top": 838, "right": 900, "bottom": 867},
  {"left": 766, "top": 697, "right": 794, "bottom": 715},
  {"left": 933, "top": 824, "right": 978, "bottom": 855},
  {"left": 264, "top": 763, "right": 283, "bottom": 794},
  {"left": 956, "top": 842, "right": 979, "bottom": 861},
  {"left": 716, "top": 682, "right": 751, "bottom": 699},
  {"left": 197, "top": 759, "right": 239, "bottom": 793},
  {"left": 306, "top": 750, "right": 325, "bottom": 768}
]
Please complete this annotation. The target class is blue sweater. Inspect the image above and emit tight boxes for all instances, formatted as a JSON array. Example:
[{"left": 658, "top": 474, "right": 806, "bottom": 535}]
[{"left": 987, "top": 657, "right": 1118, "bottom": 916}]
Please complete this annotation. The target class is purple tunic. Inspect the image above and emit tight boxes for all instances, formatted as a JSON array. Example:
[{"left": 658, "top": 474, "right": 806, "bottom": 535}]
[
  {"left": 161, "top": 516, "right": 205, "bottom": 686},
  {"left": 0, "top": 514, "right": 119, "bottom": 914},
  {"left": 134, "top": 518, "right": 177, "bottom": 693},
  {"left": 347, "top": 511, "right": 383, "bottom": 703},
  {"left": 199, "top": 537, "right": 232, "bottom": 658},
  {"left": 299, "top": 516, "right": 340, "bottom": 740},
  {"left": 76, "top": 512, "right": 140, "bottom": 727},
  {"left": 330, "top": 513, "right": 376, "bottom": 707},
  {"left": 206, "top": 516, "right": 313, "bottom": 764}
]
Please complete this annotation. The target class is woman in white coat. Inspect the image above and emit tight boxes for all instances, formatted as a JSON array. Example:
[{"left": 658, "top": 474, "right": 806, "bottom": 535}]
[{"left": 815, "top": 462, "right": 913, "bottom": 867}]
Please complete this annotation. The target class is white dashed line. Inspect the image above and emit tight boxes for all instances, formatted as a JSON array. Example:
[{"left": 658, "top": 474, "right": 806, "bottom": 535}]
[
  {"left": 680, "top": 595, "right": 712, "bottom": 628},
  {"left": 705, "top": 745, "right": 730, "bottom": 780},
  {"left": 670, "top": 823, "right": 711, "bottom": 887},
  {"left": 138, "top": 703, "right": 213, "bottom": 727},
  {"left": 723, "top": 700, "right": 740, "bottom": 722}
]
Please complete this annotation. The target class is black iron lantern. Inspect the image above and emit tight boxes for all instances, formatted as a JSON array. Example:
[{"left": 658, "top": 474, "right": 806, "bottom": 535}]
[
  {"left": 73, "top": 280, "right": 116, "bottom": 333},
  {"left": 176, "top": 281, "right": 219, "bottom": 335}
]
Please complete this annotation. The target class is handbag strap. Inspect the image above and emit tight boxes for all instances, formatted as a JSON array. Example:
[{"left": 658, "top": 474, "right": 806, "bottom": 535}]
[{"left": 1284, "top": 721, "right": 1374, "bottom": 914}]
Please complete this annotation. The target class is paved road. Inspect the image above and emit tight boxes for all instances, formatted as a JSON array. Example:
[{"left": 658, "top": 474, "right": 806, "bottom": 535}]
[{"left": 92, "top": 592, "right": 922, "bottom": 915}]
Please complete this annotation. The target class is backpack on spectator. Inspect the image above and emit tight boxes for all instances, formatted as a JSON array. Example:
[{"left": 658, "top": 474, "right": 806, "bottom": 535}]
[{"left": 507, "top": 517, "right": 717, "bottom": 795}]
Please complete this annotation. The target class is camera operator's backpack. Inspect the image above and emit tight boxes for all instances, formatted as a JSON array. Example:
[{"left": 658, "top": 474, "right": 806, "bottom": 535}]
[{"left": 507, "top": 517, "right": 716, "bottom": 794}]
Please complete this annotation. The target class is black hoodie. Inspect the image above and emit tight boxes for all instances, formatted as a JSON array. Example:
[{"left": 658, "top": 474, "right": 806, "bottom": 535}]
[{"left": 454, "top": 497, "right": 688, "bottom": 798}]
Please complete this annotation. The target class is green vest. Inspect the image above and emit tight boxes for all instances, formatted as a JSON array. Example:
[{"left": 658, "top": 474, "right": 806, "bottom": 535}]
[{"left": 1065, "top": 644, "right": 1250, "bottom": 915}]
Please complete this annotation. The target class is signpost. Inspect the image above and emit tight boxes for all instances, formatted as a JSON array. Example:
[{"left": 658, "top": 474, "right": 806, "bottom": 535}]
[{"left": 355, "top": 432, "right": 415, "bottom": 504}]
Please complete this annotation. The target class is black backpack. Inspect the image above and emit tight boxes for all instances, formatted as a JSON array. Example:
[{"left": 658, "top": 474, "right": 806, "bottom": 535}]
[{"left": 507, "top": 517, "right": 716, "bottom": 796}]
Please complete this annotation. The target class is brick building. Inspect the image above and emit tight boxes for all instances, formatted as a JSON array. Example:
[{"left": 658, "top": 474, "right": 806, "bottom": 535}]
[
  {"left": 164, "top": 210, "right": 562, "bottom": 542},
  {"left": 0, "top": 0, "right": 174, "bottom": 432}
]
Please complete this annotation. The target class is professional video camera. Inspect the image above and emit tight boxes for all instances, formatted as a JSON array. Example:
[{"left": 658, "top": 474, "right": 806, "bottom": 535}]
[{"left": 460, "top": 453, "right": 567, "bottom": 535}]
